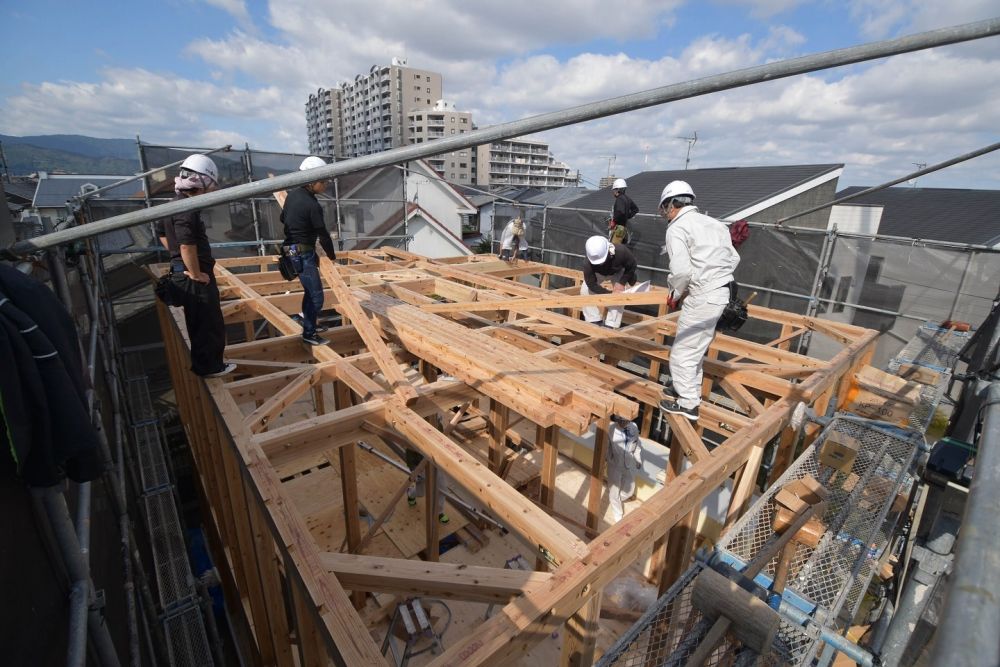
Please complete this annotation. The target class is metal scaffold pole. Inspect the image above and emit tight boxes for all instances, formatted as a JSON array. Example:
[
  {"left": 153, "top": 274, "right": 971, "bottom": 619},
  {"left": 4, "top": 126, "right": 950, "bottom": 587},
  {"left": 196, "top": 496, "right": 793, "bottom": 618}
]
[{"left": 6, "top": 17, "right": 1000, "bottom": 256}]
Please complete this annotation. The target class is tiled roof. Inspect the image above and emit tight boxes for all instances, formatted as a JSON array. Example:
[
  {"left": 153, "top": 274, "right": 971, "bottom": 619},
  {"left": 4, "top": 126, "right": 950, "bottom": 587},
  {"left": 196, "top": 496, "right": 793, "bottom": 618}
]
[{"left": 835, "top": 186, "right": 1000, "bottom": 245}]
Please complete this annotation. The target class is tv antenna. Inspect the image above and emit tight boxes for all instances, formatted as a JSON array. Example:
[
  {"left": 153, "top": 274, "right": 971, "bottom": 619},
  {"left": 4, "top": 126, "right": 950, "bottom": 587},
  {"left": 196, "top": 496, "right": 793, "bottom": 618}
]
[
  {"left": 677, "top": 131, "right": 698, "bottom": 170},
  {"left": 910, "top": 162, "right": 926, "bottom": 187},
  {"left": 641, "top": 143, "right": 652, "bottom": 166},
  {"left": 600, "top": 154, "right": 616, "bottom": 178}
]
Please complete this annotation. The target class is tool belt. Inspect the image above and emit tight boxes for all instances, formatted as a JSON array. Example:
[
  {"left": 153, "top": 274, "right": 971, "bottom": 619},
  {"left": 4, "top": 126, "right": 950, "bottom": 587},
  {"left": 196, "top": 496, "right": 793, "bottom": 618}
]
[
  {"left": 717, "top": 281, "right": 748, "bottom": 331},
  {"left": 277, "top": 243, "right": 307, "bottom": 281}
]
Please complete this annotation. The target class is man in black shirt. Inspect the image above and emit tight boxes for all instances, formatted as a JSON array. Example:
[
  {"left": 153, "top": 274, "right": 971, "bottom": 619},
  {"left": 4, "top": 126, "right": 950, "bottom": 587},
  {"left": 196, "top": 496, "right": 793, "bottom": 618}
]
[
  {"left": 609, "top": 178, "right": 639, "bottom": 244},
  {"left": 155, "top": 154, "right": 234, "bottom": 377},
  {"left": 282, "top": 156, "right": 337, "bottom": 345},
  {"left": 582, "top": 235, "right": 638, "bottom": 328}
]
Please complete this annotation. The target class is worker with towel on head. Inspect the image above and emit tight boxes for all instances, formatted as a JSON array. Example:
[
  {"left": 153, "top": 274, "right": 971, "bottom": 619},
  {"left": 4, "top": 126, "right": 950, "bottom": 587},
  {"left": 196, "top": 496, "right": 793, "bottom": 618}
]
[
  {"left": 606, "top": 413, "right": 642, "bottom": 522},
  {"left": 499, "top": 210, "right": 528, "bottom": 263}
]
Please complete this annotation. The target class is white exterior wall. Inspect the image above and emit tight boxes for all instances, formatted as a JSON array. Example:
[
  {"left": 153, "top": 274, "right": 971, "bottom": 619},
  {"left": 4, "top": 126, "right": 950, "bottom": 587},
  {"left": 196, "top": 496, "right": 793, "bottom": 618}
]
[
  {"left": 405, "top": 162, "right": 472, "bottom": 240},
  {"left": 407, "top": 217, "right": 469, "bottom": 258},
  {"left": 829, "top": 204, "right": 883, "bottom": 234}
]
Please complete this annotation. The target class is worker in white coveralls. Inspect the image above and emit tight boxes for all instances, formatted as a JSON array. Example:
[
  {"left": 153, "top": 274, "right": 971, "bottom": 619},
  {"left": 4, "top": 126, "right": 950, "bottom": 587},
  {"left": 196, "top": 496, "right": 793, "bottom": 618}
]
[
  {"left": 499, "top": 211, "right": 528, "bottom": 263},
  {"left": 606, "top": 414, "right": 642, "bottom": 522},
  {"left": 581, "top": 236, "right": 650, "bottom": 329},
  {"left": 657, "top": 180, "right": 740, "bottom": 421}
]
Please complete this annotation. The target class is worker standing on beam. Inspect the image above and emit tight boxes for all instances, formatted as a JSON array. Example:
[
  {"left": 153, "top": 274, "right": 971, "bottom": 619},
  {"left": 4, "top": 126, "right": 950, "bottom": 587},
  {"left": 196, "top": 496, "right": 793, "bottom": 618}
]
[
  {"left": 657, "top": 180, "right": 740, "bottom": 421},
  {"left": 155, "top": 154, "right": 235, "bottom": 377},
  {"left": 582, "top": 235, "right": 641, "bottom": 329},
  {"left": 609, "top": 178, "right": 639, "bottom": 245},
  {"left": 606, "top": 414, "right": 642, "bottom": 522},
  {"left": 282, "top": 156, "right": 338, "bottom": 346}
]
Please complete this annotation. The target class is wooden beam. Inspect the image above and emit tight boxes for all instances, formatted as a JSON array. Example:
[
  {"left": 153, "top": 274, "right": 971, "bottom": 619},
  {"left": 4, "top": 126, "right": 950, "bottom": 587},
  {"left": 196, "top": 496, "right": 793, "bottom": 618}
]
[
  {"left": 319, "top": 261, "right": 418, "bottom": 404},
  {"left": 665, "top": 414, "right": 710, "bottom": 462},
  {"left": 245, "top": 368, "right": 321, "bottom": 433},
  {"left": 385, "top": 399, "right": 587, "bottom": 566},
  {"left": 420, "top": 291, "right": 668, "bottom": 313},
  {"left": 320, "top": 552, "right": 551, "bottom": 603}
]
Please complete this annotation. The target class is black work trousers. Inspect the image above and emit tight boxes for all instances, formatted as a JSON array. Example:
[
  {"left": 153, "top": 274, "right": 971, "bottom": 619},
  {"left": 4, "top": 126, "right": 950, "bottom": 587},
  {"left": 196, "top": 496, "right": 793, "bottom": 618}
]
[{"left": 171, "top": 272, "right": 227, "bottom": 376}]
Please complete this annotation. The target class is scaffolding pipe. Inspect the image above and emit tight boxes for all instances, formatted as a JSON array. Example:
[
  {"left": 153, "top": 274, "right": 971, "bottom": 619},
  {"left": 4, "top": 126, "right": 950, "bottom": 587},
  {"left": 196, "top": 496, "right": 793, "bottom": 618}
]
[
  {"left": 8, "top": 18, "right": 1000, "bottom": 256},
  {"left": 930, "top": 381, "right": 1000, "bottom": 666},
  {"left": 33, "top": 486, "right": 121, "bottom": 667},
  {"left": 778, "top": 140, "right": 1000, "bottom": 225},
  {"left": 73, "top": 144, "right": 233, "bottom": 203}
]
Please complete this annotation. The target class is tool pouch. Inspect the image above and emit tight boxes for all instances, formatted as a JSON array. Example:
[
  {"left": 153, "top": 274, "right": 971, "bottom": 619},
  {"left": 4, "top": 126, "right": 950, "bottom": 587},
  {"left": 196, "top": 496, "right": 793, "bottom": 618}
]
[{"left": 717, "top": 281, "right": 748, "bottom": 331}]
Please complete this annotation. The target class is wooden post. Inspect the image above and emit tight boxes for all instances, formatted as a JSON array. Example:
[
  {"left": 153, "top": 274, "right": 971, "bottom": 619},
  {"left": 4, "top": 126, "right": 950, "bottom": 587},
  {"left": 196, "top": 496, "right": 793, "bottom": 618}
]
[
  {"left": 641, "top": 302, "right": 669, "bottom": 438},
  {"left": 538, "top": 424, "right": 558, "bottom": 571},
  {"left": 425, "top": 460, "right": 440, "bottom": 562},
  {"left": 586, "top": 417, "right": 610, "bottom": 534},
  {"left": 560, "top": 594, "right": 602, "bottom": 667},
  {"left": 335, "top": 382, "right": 364, "bottom": 608},
  {"left": 488, "top": 399, "right": 509, "bottom": 473}
]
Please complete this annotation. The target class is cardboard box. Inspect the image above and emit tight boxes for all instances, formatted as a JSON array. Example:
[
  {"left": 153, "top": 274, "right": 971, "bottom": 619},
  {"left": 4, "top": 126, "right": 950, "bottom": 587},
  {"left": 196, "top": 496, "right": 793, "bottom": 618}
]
[
  {"left": 897, "top": 363, "right": 942, "bottom": 387},
  {"left": 820, "top": 431, "right": 860, "bottom": 473},
  {"left": 847, "top": 387, "right": 915, "bottom": 426}
]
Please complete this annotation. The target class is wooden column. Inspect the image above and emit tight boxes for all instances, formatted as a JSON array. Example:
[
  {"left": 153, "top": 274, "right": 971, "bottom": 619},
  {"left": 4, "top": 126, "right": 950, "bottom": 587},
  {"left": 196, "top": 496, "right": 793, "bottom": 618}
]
[
  {"left": 560, "top": 594, "right": 602, "bottom": 667},
  {"left": 586, "top": 416, "right": 610, "bottom": 534},
  {"left": 488, "top": 398, "right": 509, "bottom": 473},
  {"left": 659, "top": 434, "right": 696, "bottom": 594},
  {"left": 335, "top": 382, "right": 365, "bottom": 608},
  {"left": 641, "top": 302, "right": 669, "bottom": 438},
  {"left": 425, "top": 460, "right": 440, "bottom": 562},
  {"left": 537, "top": 424, "right": 559, "bottom": 571}
]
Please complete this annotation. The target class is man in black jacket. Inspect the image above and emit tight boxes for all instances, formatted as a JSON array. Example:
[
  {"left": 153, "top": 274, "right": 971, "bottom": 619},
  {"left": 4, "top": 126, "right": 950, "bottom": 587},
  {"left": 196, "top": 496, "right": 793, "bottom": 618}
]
[
  {"left": 155, "top": 153, "right": 234, "bottom": 377},
  {"left": 609, "top": 178, "right": 639, "bottom": 244},
  {"left": 282, "top": 156, "right": 337, "bottom": 346},
  {"left": 582, "top": 235, "right": 637, "bottom": 328}
]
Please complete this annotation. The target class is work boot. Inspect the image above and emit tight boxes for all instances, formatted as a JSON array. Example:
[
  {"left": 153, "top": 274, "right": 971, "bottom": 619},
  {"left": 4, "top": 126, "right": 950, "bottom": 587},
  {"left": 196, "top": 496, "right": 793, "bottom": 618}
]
[
  {"left": 302, "top": 332, "right": 328, "bottom": 346},
  {"left": 201, "top": 362, "right": 237, "bottom": 378},
  {"left": 660, "top": 397, "right": 699, "bottom": 421}
]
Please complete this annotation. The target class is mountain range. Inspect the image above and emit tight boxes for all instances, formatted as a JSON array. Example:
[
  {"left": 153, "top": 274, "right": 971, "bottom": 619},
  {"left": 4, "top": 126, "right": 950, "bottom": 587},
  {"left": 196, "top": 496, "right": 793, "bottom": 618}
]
[{"left": 0, "top": 134, "right": 140, "bottom": 176}]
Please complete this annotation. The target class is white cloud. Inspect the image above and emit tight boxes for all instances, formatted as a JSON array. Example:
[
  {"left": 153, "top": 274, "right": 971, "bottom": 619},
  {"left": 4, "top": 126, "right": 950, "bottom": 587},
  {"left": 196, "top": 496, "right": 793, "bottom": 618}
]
[
  {"left": 1, "top": 0, "right": 998, "bottom": 190},
  {"left": 203, "top": 0, "right": 254, "bottom": 30}
]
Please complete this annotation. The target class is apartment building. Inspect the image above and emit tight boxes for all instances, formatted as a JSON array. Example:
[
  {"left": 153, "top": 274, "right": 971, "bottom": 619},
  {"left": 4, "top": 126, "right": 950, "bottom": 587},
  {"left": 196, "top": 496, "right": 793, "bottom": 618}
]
[
  {"left": 475, "top": 137, "right": 579, "bottom": 191},
  {"left": 305, "top": 87, "right": 342, "bottom": 157},
  {"left": 406, "top": 100, "right": 474, "bottom": 183}
]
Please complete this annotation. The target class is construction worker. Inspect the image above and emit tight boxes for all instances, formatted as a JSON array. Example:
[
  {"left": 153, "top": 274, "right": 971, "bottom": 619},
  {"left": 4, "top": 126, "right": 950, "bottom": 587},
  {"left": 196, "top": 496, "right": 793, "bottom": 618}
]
[
  {"left": 155, "top": 154, "right": 235, "bottom": 377},
  {"left": 282, "top": 156, "right": 337, "bottom": 346},
  {"left": 609, "top": 178, "right": 639, "bottom": 244},
  {"left": 499, "top": 211, "right": 528, "bottom": 263},
  {"left": 606, "top": 414, "right": 642, "bottom": 522},
  {"left": 582, "top": 235, "right": 638, "bottom": 329},
  {"left": 657, "top": 180, "right": 740, "bottom": 420}
]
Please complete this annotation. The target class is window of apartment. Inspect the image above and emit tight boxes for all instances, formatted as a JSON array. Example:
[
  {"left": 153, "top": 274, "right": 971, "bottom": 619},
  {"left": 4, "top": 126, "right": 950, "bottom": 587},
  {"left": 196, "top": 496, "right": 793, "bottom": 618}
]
[
  {"left": 461, "top": 118, "right": 468, "bottom": 124},
  {"left": 426, "top": 87, "right": 431, "bottom": 93},
  {"left": 414, "top": 73, "right": 420, "bottom": 79},
  {"left": 460, "top": 173, "right": 467, "bottom": 180},
  {"left": 426, "top": 99, "right": 431, "bottom": 104},
  {"left": 833, "top": 277, "right": 853, "bottom": 313},
  {"left": 426, "top": 75, "right": 430, "bottom": 81},
  {"left": 459, "top": 151, "right": 467, "bottom": 157},
  {"left": 415, "top": 97, "right": 421, "bottom": 102},
  {"left": 459, "top": 163, "right": 467, "bottom": 168},
  {"left": 450, "top": 117, "right": 455, "bottom": 122},
  {"left": 459, "top": 129, "right": 465, "bottom": 134},
  {"left": 414, "top": 85, "right": 421, "bottom": 91},
  {"left": 415, "top": 126, "right": 423, "bottom": 132},
  {"left": 451, "top": 129, "right": 456, "bottom": 134},
  {"left": 450, "top": 173, "right": 456, "bottom": 179},
  {"left": 451, "top": 162, "right": 455, "bottom": 167}
]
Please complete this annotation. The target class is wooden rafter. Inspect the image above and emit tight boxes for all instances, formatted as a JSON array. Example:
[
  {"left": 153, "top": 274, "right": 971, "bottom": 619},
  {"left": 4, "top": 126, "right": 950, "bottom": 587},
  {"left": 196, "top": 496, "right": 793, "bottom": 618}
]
[{"left": 153, "top": 250, "right": 880, "bottom": 667}]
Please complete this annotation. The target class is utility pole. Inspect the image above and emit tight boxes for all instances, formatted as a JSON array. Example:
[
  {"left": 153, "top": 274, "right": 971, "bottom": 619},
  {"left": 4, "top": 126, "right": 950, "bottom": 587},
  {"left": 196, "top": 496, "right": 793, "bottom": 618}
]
[{"left": 677, "top": 132, "right": 697, "bottom": 170}]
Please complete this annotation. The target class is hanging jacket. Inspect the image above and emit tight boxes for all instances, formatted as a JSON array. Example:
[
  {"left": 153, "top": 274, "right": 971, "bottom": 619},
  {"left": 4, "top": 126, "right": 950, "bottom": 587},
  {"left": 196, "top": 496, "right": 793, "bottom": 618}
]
[{"left": 0, "top": 265, "right": 103, "bottom": 486}]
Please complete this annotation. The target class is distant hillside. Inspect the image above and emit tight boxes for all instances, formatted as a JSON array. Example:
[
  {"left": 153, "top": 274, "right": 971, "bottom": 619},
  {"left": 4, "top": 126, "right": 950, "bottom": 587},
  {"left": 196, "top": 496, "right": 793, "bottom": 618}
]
[{"left": 0, "top": 134, "right": 139, "bottom": 176}]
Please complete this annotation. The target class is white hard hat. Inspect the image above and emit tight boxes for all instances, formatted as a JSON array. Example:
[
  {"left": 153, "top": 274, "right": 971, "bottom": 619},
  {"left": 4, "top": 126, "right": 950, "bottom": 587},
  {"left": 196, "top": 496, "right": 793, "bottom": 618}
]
[
  {"left": 299, "top": 155, "right": 327, "bottom": 170},
  {"left": 180, "top": 154, "right": 219, "bottom": 184},
  {"left": 612, "top": 178, "right": 627, "bottom": 190},
  {"left": 585, "top": 235, "right": 610, "bottom": 264},
  {"left": 658, "top": 180, "right": 695, "bottom": 207}
]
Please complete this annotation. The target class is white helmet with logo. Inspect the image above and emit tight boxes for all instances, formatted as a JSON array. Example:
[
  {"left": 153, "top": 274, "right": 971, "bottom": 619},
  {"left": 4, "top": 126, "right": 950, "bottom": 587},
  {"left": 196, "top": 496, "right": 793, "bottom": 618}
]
[
  {"left": 658, "top": 180, "right": 695, "bottom": 208},
  {"left": 612, "top": 178, "right": 627, "bottom": 190},
  {"left": 585, "top": 235, "right": 611, "bottom": 264},
  {"left": 299, "top": 155, "right": 327, "bottom": 170},
  {"left": 180, "top": 154, "right": 219, "bottom": 184}
]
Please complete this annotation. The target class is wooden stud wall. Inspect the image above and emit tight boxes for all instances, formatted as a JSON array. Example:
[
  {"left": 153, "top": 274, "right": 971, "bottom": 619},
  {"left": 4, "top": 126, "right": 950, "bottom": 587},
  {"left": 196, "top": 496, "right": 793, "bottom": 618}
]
[{"left": 154, "top": 250, "right": 878, "bottom": 666}]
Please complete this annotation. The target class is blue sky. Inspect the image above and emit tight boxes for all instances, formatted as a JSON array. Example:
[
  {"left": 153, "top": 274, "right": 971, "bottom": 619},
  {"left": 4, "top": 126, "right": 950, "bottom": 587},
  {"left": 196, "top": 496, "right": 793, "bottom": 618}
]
[{"left": 3, "top": 0, "right": 999, "bottom": 189}]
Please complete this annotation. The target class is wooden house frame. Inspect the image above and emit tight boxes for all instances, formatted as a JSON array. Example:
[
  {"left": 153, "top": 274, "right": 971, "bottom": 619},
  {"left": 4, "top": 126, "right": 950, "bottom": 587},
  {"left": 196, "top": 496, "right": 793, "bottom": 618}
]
[{"left": 155, "top": 248, "right": 878, "bottom": 666}]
